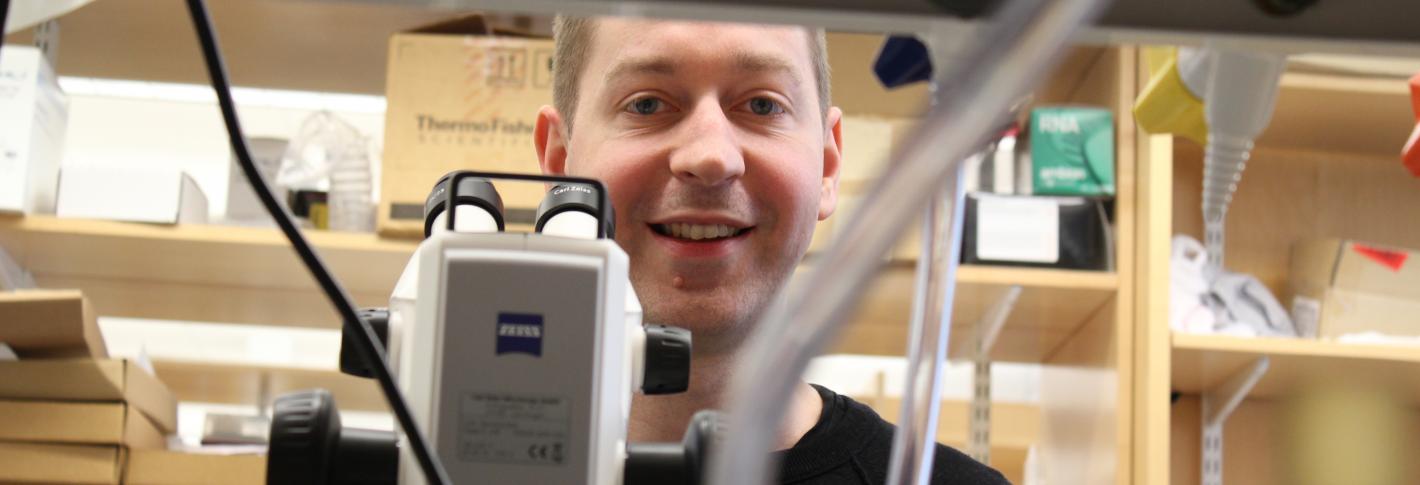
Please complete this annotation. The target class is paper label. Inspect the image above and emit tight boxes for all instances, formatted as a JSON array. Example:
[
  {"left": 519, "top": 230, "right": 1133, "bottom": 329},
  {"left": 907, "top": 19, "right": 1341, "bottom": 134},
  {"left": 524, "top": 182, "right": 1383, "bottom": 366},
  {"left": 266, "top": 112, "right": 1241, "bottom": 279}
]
[
  {"left": 458, "top": 392, "right": 569, "bottom": 466},
  {"left": 976, "top": 195, "right": 1059, "bottom": 263},
  {"left": 1291, "top": 296, "right": 1322, "bottom": 339}
]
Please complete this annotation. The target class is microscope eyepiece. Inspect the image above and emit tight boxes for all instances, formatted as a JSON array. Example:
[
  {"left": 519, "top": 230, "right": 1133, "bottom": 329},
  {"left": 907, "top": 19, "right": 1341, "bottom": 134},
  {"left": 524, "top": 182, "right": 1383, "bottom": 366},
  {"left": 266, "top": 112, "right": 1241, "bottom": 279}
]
[
  {"left": 536, "top": 183, "right": 615, "bottom": 239},
  {"left": 424, "top": 173, "right": 505, "bottom": 237}
]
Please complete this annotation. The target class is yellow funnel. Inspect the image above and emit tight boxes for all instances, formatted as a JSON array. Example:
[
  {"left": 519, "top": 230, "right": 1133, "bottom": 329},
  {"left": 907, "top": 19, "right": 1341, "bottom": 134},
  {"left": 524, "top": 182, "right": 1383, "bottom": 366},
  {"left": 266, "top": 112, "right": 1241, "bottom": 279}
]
[{"left": 1133, "top": 47, "right": 1208, "bottom": 145}]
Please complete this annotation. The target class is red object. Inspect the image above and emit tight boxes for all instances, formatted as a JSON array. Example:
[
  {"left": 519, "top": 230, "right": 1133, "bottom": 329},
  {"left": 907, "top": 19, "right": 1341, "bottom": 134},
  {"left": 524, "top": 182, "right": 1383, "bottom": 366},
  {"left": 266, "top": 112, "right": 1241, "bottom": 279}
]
[
  {"left": 1353, "top": 243, "right": 1409, "bottom": 272},
  {"left": 1406, "top": 73, "right": 1420, "bottom": 177}
]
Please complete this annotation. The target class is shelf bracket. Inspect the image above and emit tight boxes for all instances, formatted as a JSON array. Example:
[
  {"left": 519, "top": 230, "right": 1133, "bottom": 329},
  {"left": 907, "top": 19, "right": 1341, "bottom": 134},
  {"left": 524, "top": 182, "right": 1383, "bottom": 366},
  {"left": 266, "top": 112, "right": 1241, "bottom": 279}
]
[
  {"left": 1200, "top": 356, "right": 1270, "bottom": 485},
  {"left": 968, "top": 285, "right": 1023, "bottom": 463}
]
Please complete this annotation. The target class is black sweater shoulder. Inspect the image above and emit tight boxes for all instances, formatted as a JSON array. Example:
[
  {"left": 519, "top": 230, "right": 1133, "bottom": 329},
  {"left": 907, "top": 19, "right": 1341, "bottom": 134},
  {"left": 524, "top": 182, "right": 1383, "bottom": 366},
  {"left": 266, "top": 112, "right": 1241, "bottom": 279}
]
[{"left": 777, "top": 385, "right": 1011, "bottom": 485}]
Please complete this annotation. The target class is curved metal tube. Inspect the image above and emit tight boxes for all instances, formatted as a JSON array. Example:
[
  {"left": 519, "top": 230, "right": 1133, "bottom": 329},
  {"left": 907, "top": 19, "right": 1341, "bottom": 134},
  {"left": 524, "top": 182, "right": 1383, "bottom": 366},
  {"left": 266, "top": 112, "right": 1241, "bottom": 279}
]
[
  {"left": 706, "top": 0, "right": 1110, "bottom": 484},
  {"left": 884, "top": 160, "right": 968, "bottom": 485}
]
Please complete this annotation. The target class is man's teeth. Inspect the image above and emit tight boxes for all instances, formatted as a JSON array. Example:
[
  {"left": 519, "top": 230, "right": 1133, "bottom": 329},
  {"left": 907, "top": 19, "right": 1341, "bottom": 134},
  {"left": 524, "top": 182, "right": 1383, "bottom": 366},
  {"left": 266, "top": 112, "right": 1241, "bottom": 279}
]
[{"left": 662, "top": 223, "right": 741, "bottom": 240}]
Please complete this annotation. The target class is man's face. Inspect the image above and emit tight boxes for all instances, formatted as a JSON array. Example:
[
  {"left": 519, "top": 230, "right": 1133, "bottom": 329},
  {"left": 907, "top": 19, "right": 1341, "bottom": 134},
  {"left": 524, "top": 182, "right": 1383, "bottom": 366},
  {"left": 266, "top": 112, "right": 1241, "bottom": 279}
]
[{"left": 537, "top": 19, "right": 842, "bottom": 351}]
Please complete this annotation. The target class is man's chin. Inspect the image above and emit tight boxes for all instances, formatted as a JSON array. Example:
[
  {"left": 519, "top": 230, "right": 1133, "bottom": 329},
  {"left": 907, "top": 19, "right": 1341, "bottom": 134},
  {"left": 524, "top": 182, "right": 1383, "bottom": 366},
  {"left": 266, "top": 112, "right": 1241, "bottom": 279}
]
[{"left": 642, "top": 294, "right": 758, "bottom": 355}]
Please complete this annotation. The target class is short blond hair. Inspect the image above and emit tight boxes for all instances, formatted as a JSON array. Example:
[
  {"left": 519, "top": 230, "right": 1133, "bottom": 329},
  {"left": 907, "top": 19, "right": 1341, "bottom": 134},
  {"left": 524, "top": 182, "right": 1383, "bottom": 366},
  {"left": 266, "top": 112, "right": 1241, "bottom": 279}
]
[{"left": 552, "top": 16, "right": 831, "bottom": 132}]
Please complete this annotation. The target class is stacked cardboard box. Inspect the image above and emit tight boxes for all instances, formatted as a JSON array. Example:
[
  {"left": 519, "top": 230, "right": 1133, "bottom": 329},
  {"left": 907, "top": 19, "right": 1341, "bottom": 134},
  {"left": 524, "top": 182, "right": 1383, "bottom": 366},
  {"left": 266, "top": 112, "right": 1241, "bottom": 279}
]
[
  {"left": 125, "top": 449, "right": 266, "bottom": 485},
  {"left": 0, "top": 290, "right": 178, "bottom": 484}
]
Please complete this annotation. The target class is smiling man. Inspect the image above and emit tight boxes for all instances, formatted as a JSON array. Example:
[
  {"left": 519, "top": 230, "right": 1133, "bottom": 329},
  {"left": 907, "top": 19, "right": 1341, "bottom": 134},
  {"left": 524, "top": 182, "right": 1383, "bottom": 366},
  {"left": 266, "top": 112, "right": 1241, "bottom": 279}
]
[{"left": 534, "top": 16, "right": 1008, "bottom": 484}]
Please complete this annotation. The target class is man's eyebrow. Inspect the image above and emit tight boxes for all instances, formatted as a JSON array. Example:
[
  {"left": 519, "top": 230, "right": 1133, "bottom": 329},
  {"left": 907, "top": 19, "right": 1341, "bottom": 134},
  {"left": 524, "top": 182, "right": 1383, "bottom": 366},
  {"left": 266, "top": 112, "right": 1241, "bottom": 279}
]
[
  {"left": 604, "top": 57, "right": 678, "bottom": 84},
  {"left": 731, "top": 51, "right": 802, "bottom": 87}
]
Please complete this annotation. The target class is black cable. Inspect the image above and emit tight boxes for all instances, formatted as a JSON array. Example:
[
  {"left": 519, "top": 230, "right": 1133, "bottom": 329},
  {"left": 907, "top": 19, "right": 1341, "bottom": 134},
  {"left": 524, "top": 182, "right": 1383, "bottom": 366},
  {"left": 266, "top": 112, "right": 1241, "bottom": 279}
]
[
  {"left": 0, "top": 0, "right": 11, "bottom": 60},
  {"left": 181, "top": 1, "right": 451, "bottom": 483}
]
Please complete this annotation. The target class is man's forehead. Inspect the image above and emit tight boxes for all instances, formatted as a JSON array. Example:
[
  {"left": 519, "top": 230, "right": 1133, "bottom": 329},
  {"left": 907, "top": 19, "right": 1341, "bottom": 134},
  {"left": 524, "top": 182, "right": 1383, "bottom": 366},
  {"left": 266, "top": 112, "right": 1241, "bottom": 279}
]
[{"left": 587, "top": 18, "right": 813, "bottom": 77}]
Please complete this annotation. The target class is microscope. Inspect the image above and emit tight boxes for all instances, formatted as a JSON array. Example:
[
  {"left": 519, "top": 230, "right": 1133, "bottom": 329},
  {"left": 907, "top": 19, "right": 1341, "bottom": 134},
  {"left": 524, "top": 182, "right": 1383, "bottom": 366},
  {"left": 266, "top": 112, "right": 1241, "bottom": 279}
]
[{"left": 264, "top": 172, "right": 716, "bottom": 485}]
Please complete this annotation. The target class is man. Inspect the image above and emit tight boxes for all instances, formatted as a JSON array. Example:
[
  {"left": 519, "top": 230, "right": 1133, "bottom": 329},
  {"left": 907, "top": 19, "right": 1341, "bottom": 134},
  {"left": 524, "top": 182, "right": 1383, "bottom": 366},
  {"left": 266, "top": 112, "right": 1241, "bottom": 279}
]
[{"left": 534, "top": 16, "right": 1009, "bottom": 485}]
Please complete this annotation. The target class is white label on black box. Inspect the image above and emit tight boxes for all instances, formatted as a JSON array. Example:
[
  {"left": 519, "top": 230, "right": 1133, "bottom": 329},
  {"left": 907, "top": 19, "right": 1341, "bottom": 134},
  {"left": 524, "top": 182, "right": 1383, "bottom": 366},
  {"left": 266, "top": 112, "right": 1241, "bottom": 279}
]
[
  {"left": 459, "top": 392, "right": 569, "bottom": 466},
  {"left": 976, "top": 195, "right": 1059, "bottom": 263}
]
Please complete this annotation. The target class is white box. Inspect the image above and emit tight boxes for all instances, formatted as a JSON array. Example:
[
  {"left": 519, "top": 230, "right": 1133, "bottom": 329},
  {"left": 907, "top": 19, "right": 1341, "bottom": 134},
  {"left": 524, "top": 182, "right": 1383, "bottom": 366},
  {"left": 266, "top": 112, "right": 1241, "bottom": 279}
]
[
  {"left": 57, "top": 165, "right": 209, "bottom": 224},
  {"left": 0, "top": 46, "right": 68, "bottom": 214},
  {"left": 224, "top": 137, "right": 288, "bottom": 223}
]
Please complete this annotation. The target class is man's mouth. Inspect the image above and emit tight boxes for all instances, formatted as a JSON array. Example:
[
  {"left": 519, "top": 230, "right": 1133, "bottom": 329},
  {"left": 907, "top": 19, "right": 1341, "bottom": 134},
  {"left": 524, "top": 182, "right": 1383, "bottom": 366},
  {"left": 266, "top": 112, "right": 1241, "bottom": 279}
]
[{"left": 650, "top": 223, "right": 752, "bottom": 242}]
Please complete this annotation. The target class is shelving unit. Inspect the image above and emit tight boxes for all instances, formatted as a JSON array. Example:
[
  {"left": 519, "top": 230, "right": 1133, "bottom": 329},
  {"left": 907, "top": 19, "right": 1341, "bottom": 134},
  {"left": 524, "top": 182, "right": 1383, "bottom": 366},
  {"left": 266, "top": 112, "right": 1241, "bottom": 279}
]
[
  {"left": 4, "top": 8, "right": 1145, "bottom": 479},
  {"left": 1132, "top": 51, "right": 1420, "bottom": 485}
]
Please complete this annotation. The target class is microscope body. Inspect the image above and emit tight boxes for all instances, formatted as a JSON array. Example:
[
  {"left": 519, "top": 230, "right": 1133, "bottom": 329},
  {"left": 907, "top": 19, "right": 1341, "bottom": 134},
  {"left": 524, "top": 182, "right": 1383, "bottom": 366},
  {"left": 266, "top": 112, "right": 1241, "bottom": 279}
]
[{"left": 394, "top": 227, "right": 640, "bottom": 485}]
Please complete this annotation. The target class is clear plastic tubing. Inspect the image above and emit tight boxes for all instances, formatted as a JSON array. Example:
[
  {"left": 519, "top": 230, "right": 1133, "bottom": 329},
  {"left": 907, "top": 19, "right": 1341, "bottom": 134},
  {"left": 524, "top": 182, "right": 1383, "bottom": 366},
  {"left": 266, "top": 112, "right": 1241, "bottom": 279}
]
[{"left": 706, "top": 0, "right": 1109, "bottom": 483}]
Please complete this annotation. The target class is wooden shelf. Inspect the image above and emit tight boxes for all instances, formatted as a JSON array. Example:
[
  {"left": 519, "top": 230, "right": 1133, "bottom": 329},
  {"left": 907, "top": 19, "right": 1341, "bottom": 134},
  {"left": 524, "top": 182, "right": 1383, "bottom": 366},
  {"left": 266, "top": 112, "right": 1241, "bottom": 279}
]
[
  {"left": 1171, "top": 332, "right": 1420, "bottom": 402},
  {"left": 825, "top": 263, "right": 1117, "bottom": 362},
  {"left": 0, "top": 215, "right": 417, "bottom": 327},
  {"left": 153, "top": 359, "right": 386, "bottom": 412},
  {"left": 1, "top": 215, "right": 1116, "bottom": 362},
  {"left": 1253, "top": 71, "right": 1413, "bottom": 156}
]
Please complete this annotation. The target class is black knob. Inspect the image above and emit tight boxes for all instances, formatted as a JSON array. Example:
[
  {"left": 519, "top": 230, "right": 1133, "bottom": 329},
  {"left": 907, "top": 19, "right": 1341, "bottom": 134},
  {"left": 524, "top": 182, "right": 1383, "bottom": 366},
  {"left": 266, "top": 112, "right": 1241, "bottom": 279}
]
[
  {"left": 924, "top": 0, "right": 997, "bottom": 17},
  {"left": 267, "top": 390, "right": 341, "bottom": 485},
  {"left": 624, "top": 410, "right": 723, "bottom": 485},
  {"left": 535, "top": 183, "right": 614, "bottom": 239},
  {"left": 424, "top": 172, "right": 505, "bottom": 237},
  {"left": 642, "top": 324, "right": 691, "bottom": 395},
  {"left": 267, "top": 390, "right": 399, "bottom": 485},
  {"left": 339, "top": 308, "right": 389, "bottom": 379},
  {"left": 1256, "top": 0, "right": 1318, "bottom": 16}
]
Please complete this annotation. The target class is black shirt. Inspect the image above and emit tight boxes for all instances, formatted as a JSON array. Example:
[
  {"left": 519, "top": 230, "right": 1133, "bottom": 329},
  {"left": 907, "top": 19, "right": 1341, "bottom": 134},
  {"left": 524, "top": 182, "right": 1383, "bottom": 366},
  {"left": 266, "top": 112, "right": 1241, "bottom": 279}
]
[{"left": 776, "top": 385, "right": 1012, "bottom": 485}]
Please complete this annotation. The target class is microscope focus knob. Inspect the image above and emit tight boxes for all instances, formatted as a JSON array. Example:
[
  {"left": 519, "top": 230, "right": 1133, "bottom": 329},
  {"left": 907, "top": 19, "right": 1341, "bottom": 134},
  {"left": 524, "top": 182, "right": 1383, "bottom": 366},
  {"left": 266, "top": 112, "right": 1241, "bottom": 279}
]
[
  {"left": 267, "top": 389, "right": 399, "bottom": 485},
  {"left": 624, "top": 410, "right": 724, "bottom": 485},
  {"left": 642, "top": 324, "right": 692, "bottom": 395},
  {"left": 267, "top": 390, "right": 340, "bottom": 485},
  {"left": 338, "top": 308, "right": 390, "bottom": 379}
]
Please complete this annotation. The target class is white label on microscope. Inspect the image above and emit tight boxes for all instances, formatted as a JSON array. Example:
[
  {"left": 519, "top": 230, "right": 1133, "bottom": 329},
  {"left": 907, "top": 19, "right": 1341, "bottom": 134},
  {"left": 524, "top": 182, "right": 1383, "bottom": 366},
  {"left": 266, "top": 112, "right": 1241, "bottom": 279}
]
[{"left": 458, "top": 392, "right": 570, "bottom": 466}]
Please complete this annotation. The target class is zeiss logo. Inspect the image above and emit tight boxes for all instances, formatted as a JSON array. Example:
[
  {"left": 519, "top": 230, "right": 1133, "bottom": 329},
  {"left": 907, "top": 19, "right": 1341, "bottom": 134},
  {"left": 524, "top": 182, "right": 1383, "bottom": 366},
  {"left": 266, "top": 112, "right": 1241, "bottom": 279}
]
[{"left": 495, "top": 313, "right": 544, "bottom": 357}]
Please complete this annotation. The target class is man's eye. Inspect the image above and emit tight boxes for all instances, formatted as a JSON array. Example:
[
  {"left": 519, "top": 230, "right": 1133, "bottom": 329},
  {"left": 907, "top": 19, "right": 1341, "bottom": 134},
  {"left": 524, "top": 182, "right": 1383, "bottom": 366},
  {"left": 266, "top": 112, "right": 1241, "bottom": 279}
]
[
  {"left": 747, "top": 97, "right": 784, "bottom": 116},
  {"left": 627, "top": 97, "right": 664, "bottom": 115}
]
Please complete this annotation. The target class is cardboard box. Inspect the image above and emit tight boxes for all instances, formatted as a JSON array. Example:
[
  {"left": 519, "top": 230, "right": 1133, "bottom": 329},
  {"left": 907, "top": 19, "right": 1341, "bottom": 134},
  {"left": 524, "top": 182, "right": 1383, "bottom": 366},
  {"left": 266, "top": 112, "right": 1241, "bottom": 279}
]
[
  {"left": 0, "top": 289, "right": 107, "bottom": 358},
  {"left": 0, "top": 400, "right": 166, "bottom": 448},
  {"left": 0, "top": 359, "right": 178, "bottom": 433},
  {"left": 224, "top": 137, "right": 288, "bottom": 223},
  {"left": 379, "top": 15, "right": 554, "bottom": 237},
  {"left": 0, "top": 46, "right": 68, "bottom": 215},
  {"left": 1291, "top": 239, "right": 1420, "bottom": 339},
  {"left": 57, "top": 165, "right": 209, "bottom": 224},
  {"left": 0, "top": 442, "right": 122, "bottom": 484},
  {"left": 125, "top": 450, "right": 266, "bottom": 485}
]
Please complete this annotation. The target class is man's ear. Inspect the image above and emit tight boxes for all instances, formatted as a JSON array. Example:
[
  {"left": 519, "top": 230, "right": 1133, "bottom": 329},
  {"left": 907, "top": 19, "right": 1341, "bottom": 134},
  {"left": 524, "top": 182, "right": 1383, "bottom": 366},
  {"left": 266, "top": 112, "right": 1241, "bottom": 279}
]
[
  {"left": 535, "top": 105, "right": 569, "bottom": 176},
  {"left": 818, "top": 106, "right": 844, "bottom": 221}
]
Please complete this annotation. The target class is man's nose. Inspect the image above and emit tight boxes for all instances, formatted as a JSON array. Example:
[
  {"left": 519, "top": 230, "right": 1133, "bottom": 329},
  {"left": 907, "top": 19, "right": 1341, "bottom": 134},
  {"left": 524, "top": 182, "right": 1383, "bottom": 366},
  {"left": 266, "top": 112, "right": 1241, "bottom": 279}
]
[{"left": 668, "top": 101, "right": 745, "bottom": 187}]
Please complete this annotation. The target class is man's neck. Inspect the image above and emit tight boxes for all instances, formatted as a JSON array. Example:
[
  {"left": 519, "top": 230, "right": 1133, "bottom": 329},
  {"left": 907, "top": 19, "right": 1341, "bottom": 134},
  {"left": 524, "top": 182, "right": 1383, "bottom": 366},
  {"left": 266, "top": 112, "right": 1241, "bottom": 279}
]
[{"left": 627, "top": 347, "right": 823, "bottom": 450}]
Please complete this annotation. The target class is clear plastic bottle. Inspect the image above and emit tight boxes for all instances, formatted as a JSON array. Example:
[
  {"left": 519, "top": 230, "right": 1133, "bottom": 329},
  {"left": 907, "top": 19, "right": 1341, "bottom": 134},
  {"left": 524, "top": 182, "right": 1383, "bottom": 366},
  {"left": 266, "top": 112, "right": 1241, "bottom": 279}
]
[
  {"left": 279, "top": 111, "right": 374, "bottom": 232},
  {"left": 327, "top": 138, "right": 374, "bottom": 232}
]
